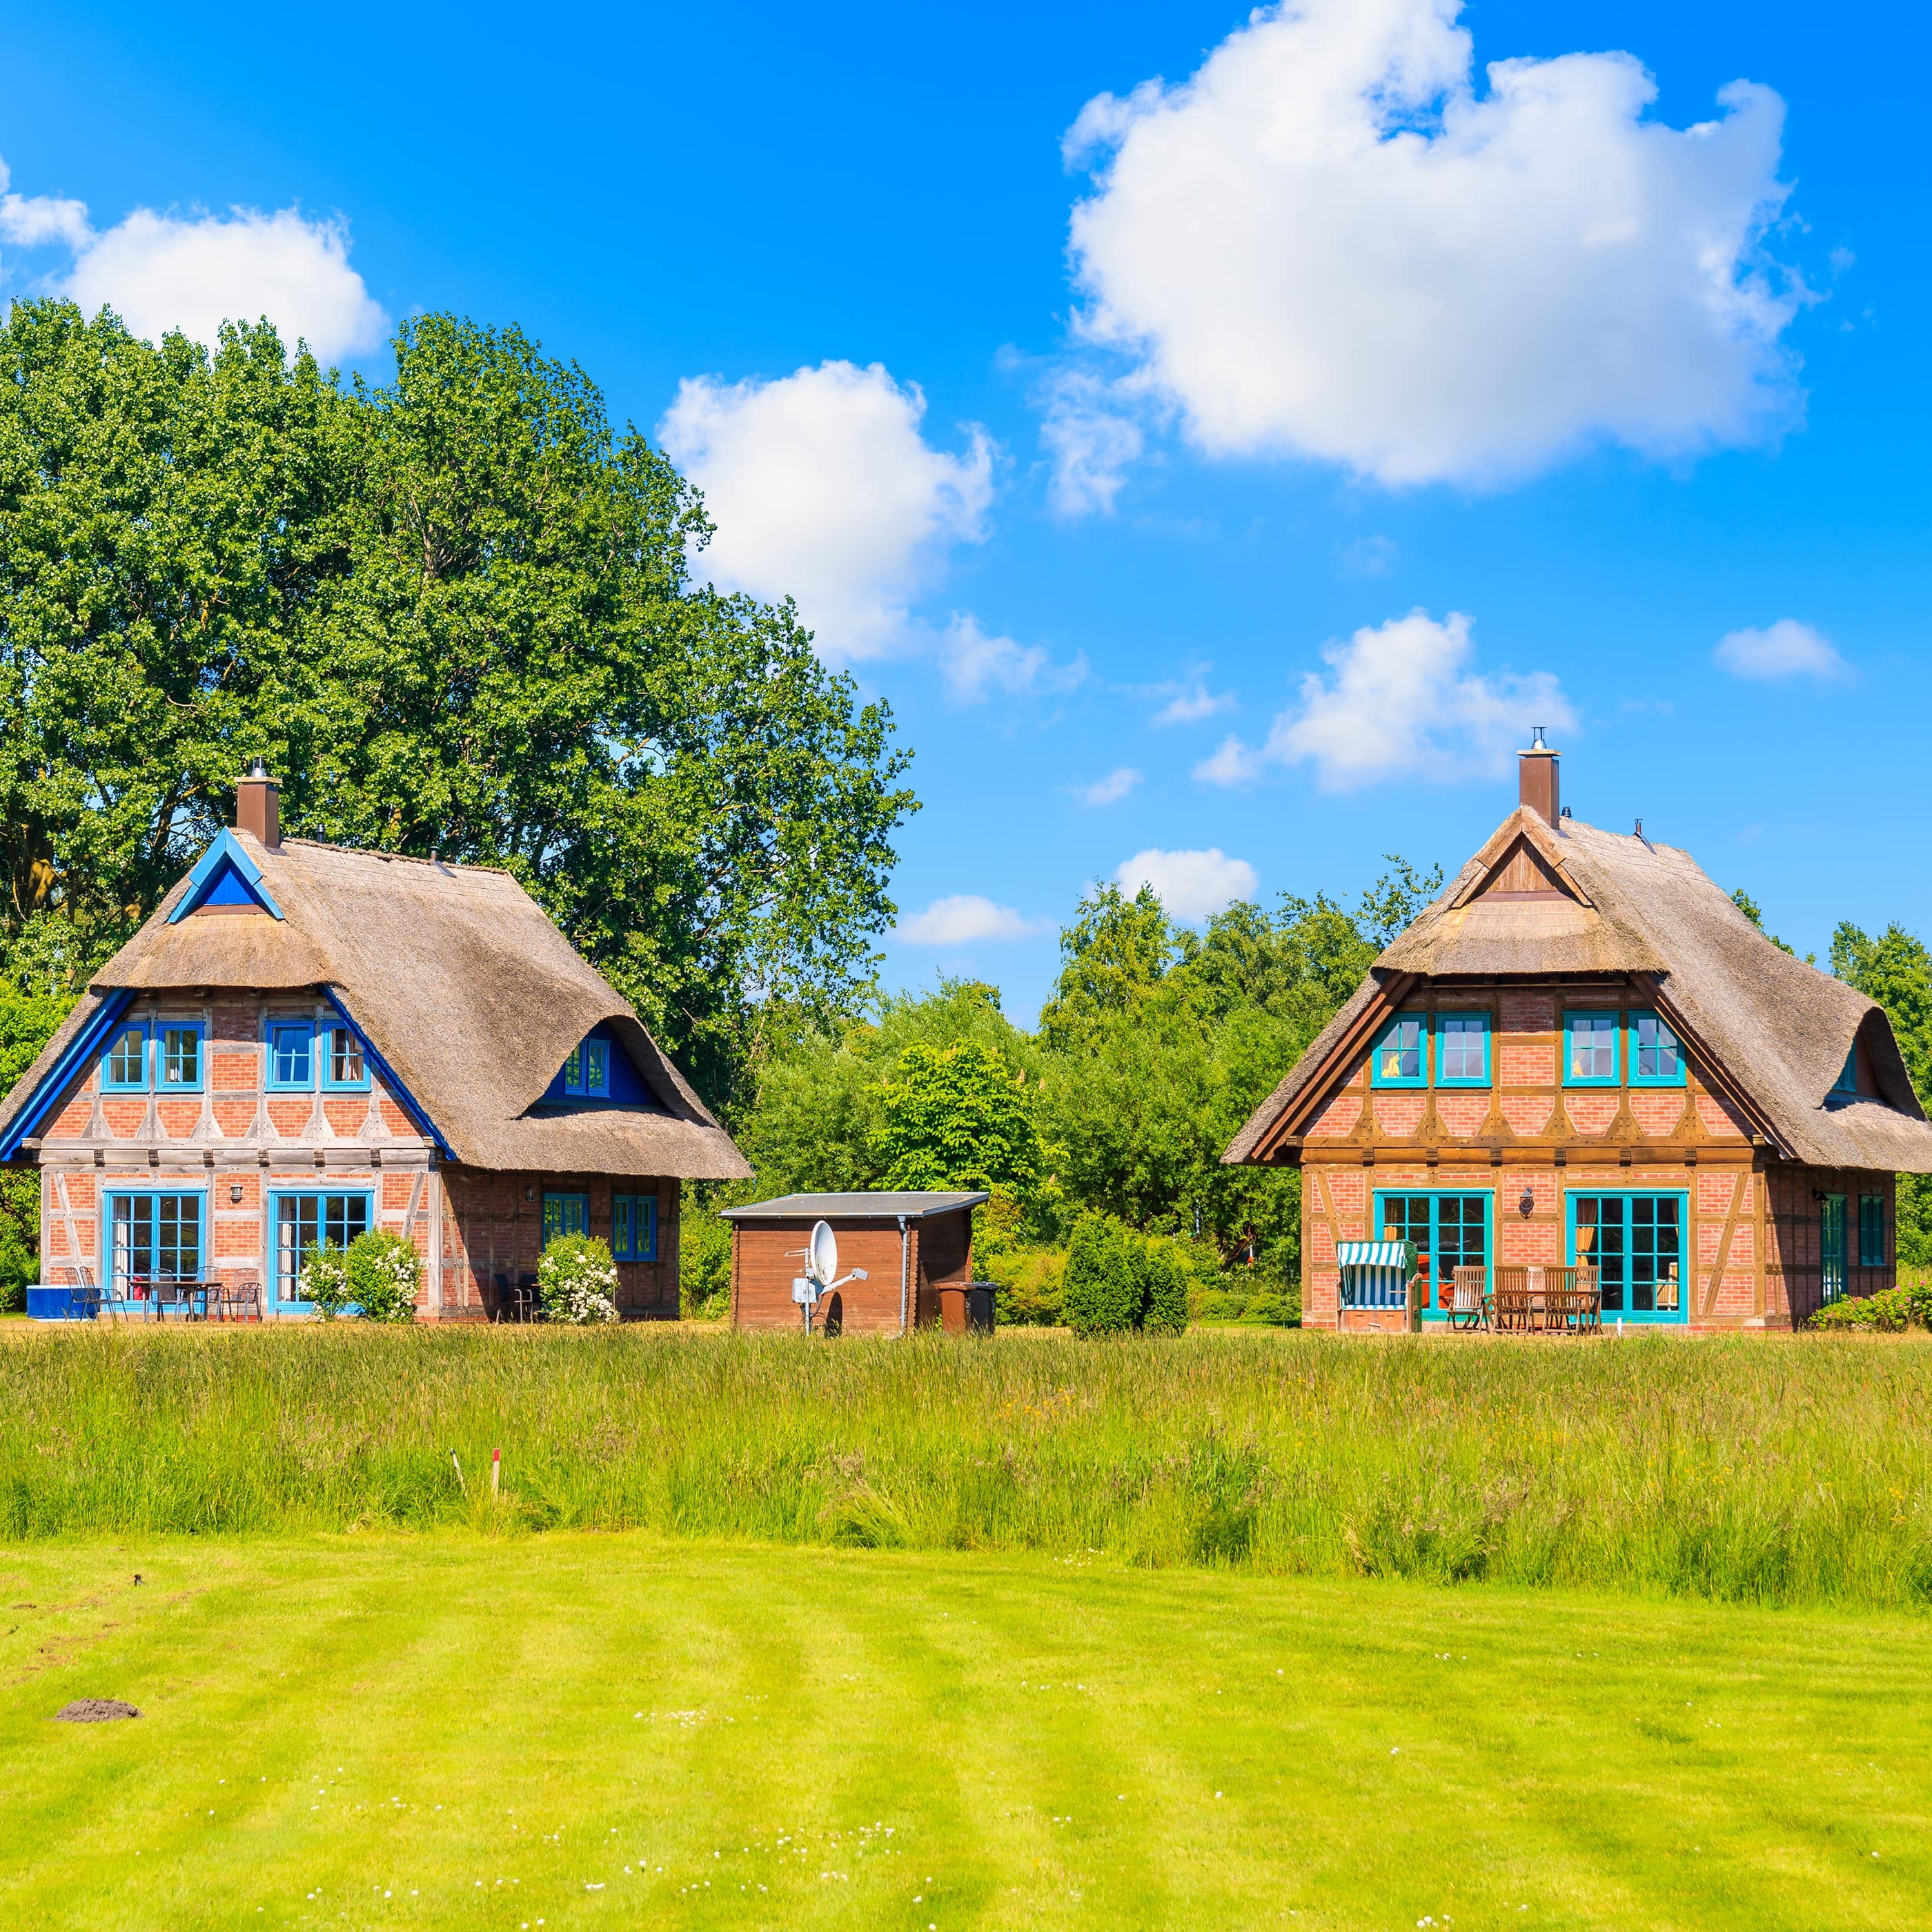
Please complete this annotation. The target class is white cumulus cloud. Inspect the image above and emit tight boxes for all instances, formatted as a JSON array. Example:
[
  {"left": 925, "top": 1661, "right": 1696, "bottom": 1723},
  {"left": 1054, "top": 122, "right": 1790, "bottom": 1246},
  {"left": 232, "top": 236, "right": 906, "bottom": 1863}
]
[
  {"left": 1150, "top": 681, "right": 1236, "bottom": 727},
  {"left": 897, "top": 894, "right": 1047, "bottom": 945},
  {"left": 0, "top": 163, "right": 385, "bottom": 360},
  {"left": 1256, "top": 609, "right": 1573, "bottom": 791},
  {"left": 1071, "top": 766, "right": 1142, "bottom": 807},
  {"left": 658, "top": 359, "right": 994, "bottom": 664},
  {"left": 1058, "top": 0, "right": 1806, "bottom": 497},
  {"left": 1115, "top": 847, "right": 1259, "bottom": 922},
  {"left": 940, "top": 613, "right": 1085, "bottom": 704},
  {"left": 1713, "top": 618, "right": 1846, "bottom": 682},
  {"left": 1193, "top": 736, "right": 1266, "bottom": 788}
]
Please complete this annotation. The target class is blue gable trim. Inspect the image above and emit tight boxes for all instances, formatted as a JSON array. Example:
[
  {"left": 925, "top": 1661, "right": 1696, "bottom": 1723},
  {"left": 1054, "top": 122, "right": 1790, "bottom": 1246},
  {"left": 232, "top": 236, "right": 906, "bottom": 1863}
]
[
  {"left": 319, "top": 989, "right": 455, "bottom": 1160},
  {"left": 168, "top": 830, "right": 284, "bottom": 924},
  {"left": 0, "top": 990, "right": 137, "bottom": 1161}
]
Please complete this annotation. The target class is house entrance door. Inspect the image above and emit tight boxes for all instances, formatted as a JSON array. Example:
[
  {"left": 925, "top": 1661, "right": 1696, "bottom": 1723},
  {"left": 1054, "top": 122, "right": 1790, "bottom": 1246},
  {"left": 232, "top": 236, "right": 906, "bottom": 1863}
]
[
  {"left": 1821, "top": 1194, "right": 1847, "bottom": 1305},
  {"left": 1568, "top": 1193, "right": 1687, "bottom": 1323}
]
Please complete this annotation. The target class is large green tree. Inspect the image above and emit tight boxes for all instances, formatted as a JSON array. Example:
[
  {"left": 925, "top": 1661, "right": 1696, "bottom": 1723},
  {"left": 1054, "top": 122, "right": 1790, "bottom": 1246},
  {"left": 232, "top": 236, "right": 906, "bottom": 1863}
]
[
  {"left": 1833, "top": 920, "right": 1932, "bottom": 1266},
  {"left": 0, "top": 304, "right": 914, "bottom": 1108}
]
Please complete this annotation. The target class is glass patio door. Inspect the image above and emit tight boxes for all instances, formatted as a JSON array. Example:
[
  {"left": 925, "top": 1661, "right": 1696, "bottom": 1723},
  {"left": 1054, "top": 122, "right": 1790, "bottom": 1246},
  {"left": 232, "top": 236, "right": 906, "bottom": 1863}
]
[
  {"left": 108, "top": 1192, "right": 204, "bottom": 1294},
  {"left": 1374, "top": 1192, "right": 1490, "bottom": 1316},
  {"left": 1570, "top": 1193, "right": 1685, "bottom": 1321}
]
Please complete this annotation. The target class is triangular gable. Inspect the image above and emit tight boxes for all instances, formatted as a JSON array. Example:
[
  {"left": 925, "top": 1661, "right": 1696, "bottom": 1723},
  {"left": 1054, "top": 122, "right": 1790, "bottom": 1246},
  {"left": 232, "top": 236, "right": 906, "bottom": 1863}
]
[
  {"left": 1449, "top": 808, "right": 1589, "bottom": 911},
  {"left": 167, "top": 829, "right": 284, "bottom": 923}
]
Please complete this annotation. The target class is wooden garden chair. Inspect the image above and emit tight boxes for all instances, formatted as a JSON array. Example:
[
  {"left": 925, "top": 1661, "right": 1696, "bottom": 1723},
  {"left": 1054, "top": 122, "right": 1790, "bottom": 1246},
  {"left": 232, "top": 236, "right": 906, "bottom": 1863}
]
[{"left": 1448, "top": 1265, "right": 1488, "bottom": 1331}]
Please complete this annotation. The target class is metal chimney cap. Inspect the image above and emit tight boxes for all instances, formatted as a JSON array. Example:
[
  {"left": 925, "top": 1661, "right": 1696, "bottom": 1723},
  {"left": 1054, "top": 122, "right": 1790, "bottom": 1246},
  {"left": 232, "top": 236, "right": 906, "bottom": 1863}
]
[
  {"left": 248, "top": 757, "right": 270, "bottom": 779},
  {"left": 1528, "top": 725, "right": 1548, "bottom": 751}
]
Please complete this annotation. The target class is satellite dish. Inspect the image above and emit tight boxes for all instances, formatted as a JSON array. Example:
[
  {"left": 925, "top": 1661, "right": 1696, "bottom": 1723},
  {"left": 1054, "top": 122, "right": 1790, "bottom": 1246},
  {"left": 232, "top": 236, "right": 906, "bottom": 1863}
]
[{"left": 809, "top": 1220, "right": 838, "bottom": 1288}]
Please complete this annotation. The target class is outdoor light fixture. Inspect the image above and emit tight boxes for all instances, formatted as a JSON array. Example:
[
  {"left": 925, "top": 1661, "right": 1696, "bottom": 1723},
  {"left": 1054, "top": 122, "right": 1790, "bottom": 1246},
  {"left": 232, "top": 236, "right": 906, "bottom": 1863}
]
[
  {"left": 229, "top": 1183, "right": 244, "bottom": 1204},
  {"left": 1518, "top": 1187, "right": 1535, "bottom": 1219},
  {"left": 524, "top": 1185, "right": 535, "bottom": 1203}
]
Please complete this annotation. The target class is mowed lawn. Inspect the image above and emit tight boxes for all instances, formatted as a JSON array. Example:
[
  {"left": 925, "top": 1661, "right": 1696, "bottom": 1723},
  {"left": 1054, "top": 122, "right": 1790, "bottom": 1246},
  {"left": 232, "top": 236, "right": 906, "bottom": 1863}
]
[{"left": 1, "top": 1539, "right": 1927, "bottom": 1931}]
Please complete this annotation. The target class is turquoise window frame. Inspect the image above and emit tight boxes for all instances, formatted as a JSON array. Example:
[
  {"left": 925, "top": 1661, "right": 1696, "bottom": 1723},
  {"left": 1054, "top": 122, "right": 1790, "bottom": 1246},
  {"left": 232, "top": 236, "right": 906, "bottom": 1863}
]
[
  {"left": 583, "top": 1040, "right": 611, "bottom": 1097},
  {"left": 268, "top": 1188, "right": 375, "bottom": 1311},
  {"left": 1563, "top": 1010, "right": 1621, "bottom": 1087},
  {"left": 1628, "top": 1009, "right": 1686, "bottom": 1088},
  {"left": 542, "top": 1192, "right": 590, "bottom": 1244},
  {"left": 265, "top": 1018, "right": 316, "bottom": 1092},
  {"left": 1859, "top": 1194, "right": 1886, "bottom": 1269},
  {"left": 156, "top": 1021, "right": 205, "bottom": 1093},
  {"left": 613, "top": 1194, "right": 658, "bottom": 1263},
  {"left": 101, "top": 1021, "right": 150, "bottom": 1093},
  {"left": 1434, "top": 1013, "right": 1490, "bottom": 1087},
  {"left": 320, "top": 1023, "right": 371, "bottom": 1092},
  {"left": 1369, "top": 1013, "right": 1428, "bottom": 1089},
  {"left": 1565, "top": 1190, "right": 1690, "bottom": 1324},
  {"left": 101, "top": 1188, "right": 208, "bottom": 1298},
  {"left": 1372, "top": 1188, "right": 1491, "bottom": 1323}
]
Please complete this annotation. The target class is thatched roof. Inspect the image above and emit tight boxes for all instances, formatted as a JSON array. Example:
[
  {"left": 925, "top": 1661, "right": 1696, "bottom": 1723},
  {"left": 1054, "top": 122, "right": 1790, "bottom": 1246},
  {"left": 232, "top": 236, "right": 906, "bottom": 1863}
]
[
  {"left": 0, "top": 831, "right": 750, "bottom": 1180},
  {"left": 1226, "top": 805, "right": 1932, "bottom": 1174}
]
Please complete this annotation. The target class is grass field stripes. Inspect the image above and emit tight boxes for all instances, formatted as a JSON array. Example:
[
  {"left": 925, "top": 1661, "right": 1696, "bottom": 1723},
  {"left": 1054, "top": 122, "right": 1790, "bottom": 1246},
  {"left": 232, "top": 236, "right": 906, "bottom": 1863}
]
[{"left": 2, "top": 1329, "right": 1930, "bottom": 1611}]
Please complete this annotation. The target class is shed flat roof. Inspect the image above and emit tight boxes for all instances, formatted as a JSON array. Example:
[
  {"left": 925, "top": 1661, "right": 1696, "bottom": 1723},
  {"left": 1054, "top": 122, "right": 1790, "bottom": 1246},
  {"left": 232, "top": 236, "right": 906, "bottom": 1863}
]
[{"left": 720, "top": 1191, "right": 989, "bottom": 1223}]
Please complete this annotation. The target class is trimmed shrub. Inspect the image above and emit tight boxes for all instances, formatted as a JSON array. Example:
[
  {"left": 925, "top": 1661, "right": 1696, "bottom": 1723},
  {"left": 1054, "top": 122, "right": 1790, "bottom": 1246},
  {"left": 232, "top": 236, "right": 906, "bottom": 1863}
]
[
  {"left": 302, "top": 1243, "right": 353, "bottom": 1321},
  {"left": 1141, "top": 1239, "right": 1190, "bottom": 1336},
  {"left": 538, "top": 1234, "right": 621, "bottom": 1325},
  {"left": 344, "top": 1230, "right": 420, "bottom": 1324},
  {"left": 1062, "top": 1214, "right": 1138, "bottom": 1334}
]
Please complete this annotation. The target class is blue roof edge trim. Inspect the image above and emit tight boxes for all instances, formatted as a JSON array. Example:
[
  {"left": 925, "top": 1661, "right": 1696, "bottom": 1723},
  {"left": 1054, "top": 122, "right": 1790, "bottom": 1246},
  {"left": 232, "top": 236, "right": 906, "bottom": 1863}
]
[
  {"left": 168, "top": 829, "right": 284, "bottom": 923},
  {"left": 319, "top": 989, "right": 455, "bottom": 1160},
  {"left": 0, "top": 989, "right": 137, "bottom": 1161}
]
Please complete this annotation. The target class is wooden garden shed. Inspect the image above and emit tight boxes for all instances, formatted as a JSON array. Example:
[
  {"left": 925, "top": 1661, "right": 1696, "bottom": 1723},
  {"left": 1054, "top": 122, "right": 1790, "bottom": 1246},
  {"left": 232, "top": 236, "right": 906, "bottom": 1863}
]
[{"left": 722, "top": 1191, "right": 987, "bottom": 1334}]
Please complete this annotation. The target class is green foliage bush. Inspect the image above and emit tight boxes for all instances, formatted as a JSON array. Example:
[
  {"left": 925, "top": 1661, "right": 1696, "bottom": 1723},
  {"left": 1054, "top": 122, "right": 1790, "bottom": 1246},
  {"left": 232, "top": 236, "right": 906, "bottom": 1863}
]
[
  {"left": 1810, "top": 1283, "right": 1932, "bottom": 1332},
  {"left": 678, "top": 1183, "right": 736, "bottom": 1320},
  {"left": 1141, "top": 1240, "right": 1190, "bottom": 1336},
  {"left": 344, "top": 1230, "right": 421, "bottom": 1324},
  {"left": 536, "top": 1234, "right": 620, "bottom": 1325}
]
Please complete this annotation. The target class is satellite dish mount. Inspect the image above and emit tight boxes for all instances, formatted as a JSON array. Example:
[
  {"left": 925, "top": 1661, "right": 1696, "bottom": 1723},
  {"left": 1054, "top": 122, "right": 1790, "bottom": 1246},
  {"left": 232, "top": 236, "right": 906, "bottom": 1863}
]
[{"left": 790, "top": 1219, "right": 869, "bottom": 1335}]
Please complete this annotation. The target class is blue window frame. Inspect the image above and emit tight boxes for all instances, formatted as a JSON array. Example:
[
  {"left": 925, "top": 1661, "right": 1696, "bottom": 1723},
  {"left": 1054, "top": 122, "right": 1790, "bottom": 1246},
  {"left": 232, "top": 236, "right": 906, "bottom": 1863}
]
[
  {"left": 1375, "top": 1190, "right": 1490, "bottom": 1320},
  {"left": 1629, "top": 1010, "right": 1686, "bottom": 1087},
  {"left": 103, "top": 1190, "right": 206, "bottom": 1294},
  {"left": 101, "top": 1021, "right": 149, "bottom": 1092},
  {"left": 1859, "top": 1194, "right": 1886, "bottom": 1269},
  {"left": 266, "top": 1019, "right": 315, "bottom": 1090},
  {"left": 1435, "top": 1013, "right": 1490, "bottom": 1086},
  {"left": 157, "top": 1021, "right": 204, "bottom": 1092},
  {"left": 1564, "top": 1011, "right": 1620, "bottom": 1087},
  {"left": 613, "top": 1194, "right": 658, "bottom": 1262},
  {"left": 1567, "top": 1191, "right": 1688, "bottom": 1321},
  {"left": 321, "top": 1023, "right": 369, "bottom": 1091},
  {"left": 562, "top": 1040, "right": 611, "bottom": 1098},
  {"left": 1370, "top": 1014, "right": 1426, "bottom": 1088},
  {"left": 1832, "top": 1047, "right": 1858, "bottom": 1097},
  {"left": 542, "top": 1192, "right": 590, "bottom": 1243},
  {"left": 270, "top": 1190, "right": 374, "bottom": 1308}
]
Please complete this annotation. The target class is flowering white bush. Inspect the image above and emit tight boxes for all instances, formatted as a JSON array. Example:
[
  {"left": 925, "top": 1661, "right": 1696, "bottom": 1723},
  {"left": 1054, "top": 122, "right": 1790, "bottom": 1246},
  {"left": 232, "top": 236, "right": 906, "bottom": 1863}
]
[
  {"left": 537, "top": 1234, "right": 621, "bottom": 1325},
  {"left": 301, "top": 1243, "right": 353, "bottom": 1321},
  {"left": 345, "top": 1229, "right": 420, "bottom": 1323}
]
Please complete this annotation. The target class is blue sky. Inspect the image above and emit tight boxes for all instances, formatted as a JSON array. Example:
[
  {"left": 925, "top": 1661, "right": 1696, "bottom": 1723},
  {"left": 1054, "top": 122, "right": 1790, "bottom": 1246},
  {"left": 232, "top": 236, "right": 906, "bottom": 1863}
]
[{"left": 3, "top": 1, "right": 1926, "bottom": 1021}]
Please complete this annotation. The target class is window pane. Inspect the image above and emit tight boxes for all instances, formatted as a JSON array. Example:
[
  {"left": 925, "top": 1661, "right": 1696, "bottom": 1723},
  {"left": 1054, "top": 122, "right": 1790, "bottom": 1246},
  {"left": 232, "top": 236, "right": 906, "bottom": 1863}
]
[
  {"left": 613, "top": 1196, "right": 633, "bottom": 1259},
  {"left": 1859, "top": 1196, "right": 1885, "bottom": 1268},
  {"left": 272, "top": 1024, "right": 312, "bottom": 1085},
  {"left": 107, "top": 1025, "right": 146, "bottom": 1087},
  {"left": 562, "top": 1048, "right": 582, "bottom": 1094},
  {"left": 1440, "top": 1016, "right": 1485, "bottom": 1081},
  {"left": 1568, "top": 1014, "right": 1616, "bottom": 1080},
  {"left": 1634, "top": 1013, "right": 1681, "bottom": 1081},
  {"left": 156, "top": 1194, "right": 201, "bottom": 1278},
  {"left": 584, "top": 1041, "right": 609, "bottom": 1095},
  {"left": 161, "top": 1026, "right": 199, "bottom": 1086},
  {"left": 1377, "top": 1018, "right": 1421, "bottom": 1081},
  {"left": 638, "top": 1196, "right": 657, "bottom": 1261},
  {"left": 331, "top": 1028, "right": 364, "bottom": 1084}
]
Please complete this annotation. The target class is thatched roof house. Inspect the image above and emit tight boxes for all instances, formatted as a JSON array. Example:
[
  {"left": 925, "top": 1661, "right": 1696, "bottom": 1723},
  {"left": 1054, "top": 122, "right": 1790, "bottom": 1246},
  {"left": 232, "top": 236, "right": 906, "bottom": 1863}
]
[
  {"left": 1225, "top": 741, "right": 1932, "bottom": 1332},
  {"left": 3, "top": 767, "right": 746, "bottom": 1321}
]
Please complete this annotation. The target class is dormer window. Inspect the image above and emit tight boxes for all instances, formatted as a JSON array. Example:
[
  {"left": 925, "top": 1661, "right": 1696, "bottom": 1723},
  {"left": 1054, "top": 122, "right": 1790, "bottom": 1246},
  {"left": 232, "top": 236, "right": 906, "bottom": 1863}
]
[
  {"left": 1833, "top": 1047, "right": 1858, "bottom": 1097},
  {"left": 562, "top": 1038, "right": 611, "bottom": 1098}
]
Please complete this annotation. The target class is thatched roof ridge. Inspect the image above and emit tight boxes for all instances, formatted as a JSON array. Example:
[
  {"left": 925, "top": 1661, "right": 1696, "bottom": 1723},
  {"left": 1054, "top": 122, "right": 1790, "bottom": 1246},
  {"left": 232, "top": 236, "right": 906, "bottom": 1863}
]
[
  {"left": 1224, "top": 807, "right": 1932, "bottom": 1174},
  {"left": 0, "top": 832, "right": 749, "bottom": 1180}
]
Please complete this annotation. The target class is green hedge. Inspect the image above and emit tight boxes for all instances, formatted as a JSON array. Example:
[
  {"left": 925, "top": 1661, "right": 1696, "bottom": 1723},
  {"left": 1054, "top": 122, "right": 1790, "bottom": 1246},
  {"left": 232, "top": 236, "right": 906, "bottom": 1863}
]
[{"left": 1063, "top": 1212, "right": 1190, "bottom": 1336}]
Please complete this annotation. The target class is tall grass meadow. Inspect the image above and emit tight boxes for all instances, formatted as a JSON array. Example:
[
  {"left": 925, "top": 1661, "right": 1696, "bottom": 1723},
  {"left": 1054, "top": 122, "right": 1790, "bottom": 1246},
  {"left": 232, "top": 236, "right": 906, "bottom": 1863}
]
[{"left": 2, "top": 1325, "right": 1929, "bottom": 1610}]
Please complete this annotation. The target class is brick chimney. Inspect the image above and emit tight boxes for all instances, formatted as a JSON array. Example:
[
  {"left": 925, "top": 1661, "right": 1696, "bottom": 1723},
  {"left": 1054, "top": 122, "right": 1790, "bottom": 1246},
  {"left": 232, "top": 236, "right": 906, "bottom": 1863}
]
[
  {"left": 1519, "top": 727, "right": 1559, "bottom": 824},
  {"left": 236, "top": 759, "right": 281, "bottom": 849}
]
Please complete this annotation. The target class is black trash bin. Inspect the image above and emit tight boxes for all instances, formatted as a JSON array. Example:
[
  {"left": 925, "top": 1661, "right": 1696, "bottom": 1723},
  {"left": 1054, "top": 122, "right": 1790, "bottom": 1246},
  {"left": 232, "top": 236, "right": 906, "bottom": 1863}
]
[{"left": 966, "top": 1282, "right": 996, "bottom": 1334}]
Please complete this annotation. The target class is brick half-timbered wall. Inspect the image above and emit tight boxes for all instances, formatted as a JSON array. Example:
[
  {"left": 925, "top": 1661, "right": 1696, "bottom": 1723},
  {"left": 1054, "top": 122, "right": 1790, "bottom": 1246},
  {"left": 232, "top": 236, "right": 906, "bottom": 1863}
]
[
  {"left": 1287, "top": 979, "right": 1893, "bottom": 1333},
  {"left": 29, "top": 990, "right": 678, "bottom": 1321}
]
